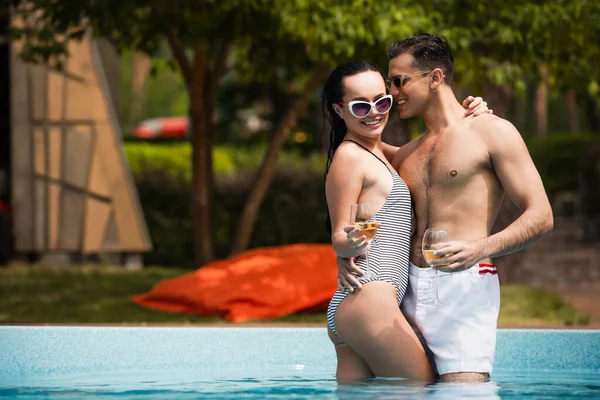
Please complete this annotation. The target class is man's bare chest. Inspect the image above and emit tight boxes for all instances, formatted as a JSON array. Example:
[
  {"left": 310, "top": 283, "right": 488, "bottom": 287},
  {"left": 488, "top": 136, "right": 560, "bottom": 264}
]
[{"left": 397, "top": 139, "right": 489, "bottom": 195}]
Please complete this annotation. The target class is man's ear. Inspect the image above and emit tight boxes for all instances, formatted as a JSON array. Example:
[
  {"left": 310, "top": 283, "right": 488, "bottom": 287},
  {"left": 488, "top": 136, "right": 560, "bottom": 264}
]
[
  {"left": 332, "top": 104, "right": 344, "bottom": 118},
  {"left": 431, "top": 68, "right": 445, "bottom": 91}
]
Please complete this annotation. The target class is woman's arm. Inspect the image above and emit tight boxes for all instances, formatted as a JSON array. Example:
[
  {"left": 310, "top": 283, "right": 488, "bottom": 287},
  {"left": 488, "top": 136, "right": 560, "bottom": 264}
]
[{"left": 326, "top": 145, "right": 370, "bottom": 258}]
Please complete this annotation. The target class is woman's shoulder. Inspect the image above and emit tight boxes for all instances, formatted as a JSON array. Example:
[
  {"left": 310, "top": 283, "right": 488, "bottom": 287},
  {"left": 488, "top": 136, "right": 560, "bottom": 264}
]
[{"left": 331, "top": 141, "right": 366, "bottom": 165}]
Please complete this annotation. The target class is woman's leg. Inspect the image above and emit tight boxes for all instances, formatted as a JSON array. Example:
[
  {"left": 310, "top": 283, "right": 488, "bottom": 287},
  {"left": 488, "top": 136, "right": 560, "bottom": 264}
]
[
  {"left": 334, "top": 281, "right": 436, "bottom": 382},
  {"left": 328, "top": 326, "right": 375, "bottom": 383}
]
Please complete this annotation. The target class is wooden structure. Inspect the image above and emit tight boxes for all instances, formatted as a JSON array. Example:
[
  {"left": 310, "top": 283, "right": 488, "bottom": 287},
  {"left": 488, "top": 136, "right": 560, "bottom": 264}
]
[{"left": 9, "top": 35, "right": 152, "bottom": 264}]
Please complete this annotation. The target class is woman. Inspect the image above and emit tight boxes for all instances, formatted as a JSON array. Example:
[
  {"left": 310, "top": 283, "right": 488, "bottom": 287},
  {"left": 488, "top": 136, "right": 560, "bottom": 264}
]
[{"left": 323, "top": 61, "right": 489, "bottom": 383}]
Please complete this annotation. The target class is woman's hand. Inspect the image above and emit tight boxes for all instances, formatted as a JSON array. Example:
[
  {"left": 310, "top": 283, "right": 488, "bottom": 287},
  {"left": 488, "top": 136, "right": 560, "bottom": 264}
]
[
  {"left": 343, "top": 225, "right": 369, "bottom": 252},
  {"left": 462, "top": 96, "right": 493, "bottom": 117}
]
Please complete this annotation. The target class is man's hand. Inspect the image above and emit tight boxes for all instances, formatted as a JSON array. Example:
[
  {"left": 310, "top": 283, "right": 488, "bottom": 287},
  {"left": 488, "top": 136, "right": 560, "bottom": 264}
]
[
  {"left": 336, "top": 255, "right": 364, "bottom": 292},
  {"left": 430, "top": 240, "right": 483, "bottom": 273},
  {"left": 463, "top": 96, "right": 493, "bottom": 117}
]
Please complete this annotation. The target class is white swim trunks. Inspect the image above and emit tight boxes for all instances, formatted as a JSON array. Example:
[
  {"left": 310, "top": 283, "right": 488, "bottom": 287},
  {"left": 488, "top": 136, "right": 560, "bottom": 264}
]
[{"left": 401, "top": 262, "right": 500, "bottom": 376}]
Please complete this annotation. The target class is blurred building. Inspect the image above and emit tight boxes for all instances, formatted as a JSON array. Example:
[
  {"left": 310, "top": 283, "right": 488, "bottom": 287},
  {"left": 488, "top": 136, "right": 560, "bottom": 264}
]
[{"left": 0, "top": 14, "right": 152, "bottom": 267}]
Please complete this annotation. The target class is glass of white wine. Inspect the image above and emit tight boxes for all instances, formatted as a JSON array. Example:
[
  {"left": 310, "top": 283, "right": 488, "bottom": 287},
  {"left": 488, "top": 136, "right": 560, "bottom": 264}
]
[
  {"left": 422, "top": 228, "right": 450, "bottom": 305},
  {"left": 350, "top": 203, "right": 380, "bottom": 280}
]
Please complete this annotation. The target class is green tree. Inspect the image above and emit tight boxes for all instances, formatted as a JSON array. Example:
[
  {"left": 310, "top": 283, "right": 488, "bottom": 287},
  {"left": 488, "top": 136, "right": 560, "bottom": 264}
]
[
  {"left": 10, "top": 0, "right": 599, "bottom": 264},
  {"left": 430, "top": 0, "right": 600, "bottom": 133},
  {"left": 8, "top": 0, "right": 438, "bottom": 262},
  {"left": 228, "top": 1, "right": 438, "bottom": 254},
  {"left": 9, "top": 0, "right": 275, "bottom": 265}
]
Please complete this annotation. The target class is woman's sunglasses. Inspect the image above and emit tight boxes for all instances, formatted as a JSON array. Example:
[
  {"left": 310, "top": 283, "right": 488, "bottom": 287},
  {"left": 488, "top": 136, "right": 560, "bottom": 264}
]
[
  {"left": 386, "top": 70, "right": 432, "bottom": 90},
  {"left": 338, "top": 94, "right": 393, "bottom": 119}
]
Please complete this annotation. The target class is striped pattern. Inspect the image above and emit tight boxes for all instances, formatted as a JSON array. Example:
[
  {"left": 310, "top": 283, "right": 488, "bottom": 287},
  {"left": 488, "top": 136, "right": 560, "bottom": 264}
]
[
  {"left": 327, "top": 143, "right": 413, "bottom": 335},
  {"left": 479, "top": 263, "right": 498, "bottom": 275}
]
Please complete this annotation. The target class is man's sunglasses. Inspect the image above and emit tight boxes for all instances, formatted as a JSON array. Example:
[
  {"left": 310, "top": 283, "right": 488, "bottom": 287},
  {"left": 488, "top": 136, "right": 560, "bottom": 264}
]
[
  {"left": 338, "top": 94, "right": 393, "bottom": 119},
  {"left": 386, "top": 70, "right": 432, "bottom": 90}
]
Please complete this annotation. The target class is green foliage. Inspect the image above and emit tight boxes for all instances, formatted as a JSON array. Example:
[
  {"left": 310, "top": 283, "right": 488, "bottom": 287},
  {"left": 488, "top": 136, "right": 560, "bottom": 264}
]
[
  {"left": 123, "top": 142, "right": 325, "bottom": 177},
  {"left": 124, "top": 143, "right": 328, "bottom": 266},
  {"left": 528, "top": 133, "right": 599, "bottom": 195},
  {"left": 0, "top": 266, "right": 214, "bottom": 323},
  {"left": 500, "top": 285, "right": 589, "bottom": 326},
  {"left": 10, "top": 0, "right": 274, "bottom": 58},
  {"left": 12, "top": 0, "right": 600, "bottom": 96},
  {"left": 430, "top": 0, "right": 600, "bottom": 97},
  {"left": 124, "top": 142, "right": 194, "bottom": 180},
  {"left": 119, "top": 50, "right": 188, "bottom": 135},
  {"left": 271, "top": 1, "right": 435, "bottom": 65},
  {"left": 11, "top": 0, "right": 600, "bottom": 263}
]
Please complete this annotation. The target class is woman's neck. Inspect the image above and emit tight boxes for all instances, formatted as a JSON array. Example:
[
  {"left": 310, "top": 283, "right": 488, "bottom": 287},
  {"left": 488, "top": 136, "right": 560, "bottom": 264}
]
[{"left": 343, "top": 132, "right": 381, "bottom": 150}]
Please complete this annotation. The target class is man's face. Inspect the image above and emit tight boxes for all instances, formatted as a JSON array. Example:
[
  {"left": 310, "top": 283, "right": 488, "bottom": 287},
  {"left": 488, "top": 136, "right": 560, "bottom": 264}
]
[{"left": 387, "top": 53, "right": 432, "bottom": 119}]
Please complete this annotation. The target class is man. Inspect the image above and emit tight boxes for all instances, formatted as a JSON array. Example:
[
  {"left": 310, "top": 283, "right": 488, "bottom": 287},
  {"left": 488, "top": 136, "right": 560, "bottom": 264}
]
[{"left": 338, "top": 34, "right": 553, "bottom": 382}]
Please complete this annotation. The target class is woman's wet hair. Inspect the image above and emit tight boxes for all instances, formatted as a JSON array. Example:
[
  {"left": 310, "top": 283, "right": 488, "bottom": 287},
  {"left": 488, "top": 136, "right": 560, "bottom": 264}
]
[{"left": 322, "top": 61, "right": 385, "bottom": 235}]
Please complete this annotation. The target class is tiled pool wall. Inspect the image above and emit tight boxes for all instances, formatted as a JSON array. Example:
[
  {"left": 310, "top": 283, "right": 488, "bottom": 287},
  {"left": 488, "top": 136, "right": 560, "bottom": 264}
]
[{"left": 1, "top": 327, "right": 599, "bottom": 379}]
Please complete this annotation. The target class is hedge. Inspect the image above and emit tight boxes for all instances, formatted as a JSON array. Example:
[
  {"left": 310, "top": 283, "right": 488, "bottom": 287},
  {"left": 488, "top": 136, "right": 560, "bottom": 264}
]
[{"left": 124, "top": 142, "right": 329, "bottom": 267}]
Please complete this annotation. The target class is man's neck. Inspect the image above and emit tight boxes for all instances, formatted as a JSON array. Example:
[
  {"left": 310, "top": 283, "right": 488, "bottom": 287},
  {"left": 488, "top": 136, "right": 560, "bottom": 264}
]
[{"left": 422, "top": 86, "right": 466, "bottom": 134}]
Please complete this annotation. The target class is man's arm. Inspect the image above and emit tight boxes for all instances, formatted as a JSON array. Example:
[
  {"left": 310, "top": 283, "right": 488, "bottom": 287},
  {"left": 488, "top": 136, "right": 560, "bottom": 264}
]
[
  {"left": 434, "top": 117, "right": 553, "bottom": 271},
  {"left": 476, "top": 118, "right": 554, "bottom": 258}
]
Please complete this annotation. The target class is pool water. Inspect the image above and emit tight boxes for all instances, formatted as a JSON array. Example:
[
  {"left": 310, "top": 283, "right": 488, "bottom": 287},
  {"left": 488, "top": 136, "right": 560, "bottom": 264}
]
[
  {"left": 1, "top": 327, "right": 599, "bottom": 399},
  {"left": 2, "top": 371, "right": 600, "bottom": 399}
]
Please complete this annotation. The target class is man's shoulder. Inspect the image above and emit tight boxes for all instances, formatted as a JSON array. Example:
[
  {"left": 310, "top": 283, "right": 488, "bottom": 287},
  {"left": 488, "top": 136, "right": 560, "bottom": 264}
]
[
  {"left": 467, "top": 114, "right": 529, "bottom": 160},
  {"left": 469, "top": 114, "right": 517, "bottom": 133}
]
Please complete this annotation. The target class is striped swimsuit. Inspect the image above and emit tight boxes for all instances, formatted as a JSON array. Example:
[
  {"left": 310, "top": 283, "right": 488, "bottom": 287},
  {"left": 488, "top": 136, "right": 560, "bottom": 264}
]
[{"left": 327, "top": 140, "right": 413, "bottom": 335}]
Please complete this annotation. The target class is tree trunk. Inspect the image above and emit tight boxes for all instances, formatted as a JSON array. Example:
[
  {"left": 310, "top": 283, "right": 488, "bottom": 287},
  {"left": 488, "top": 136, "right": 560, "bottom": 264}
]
[
  {"left": 189, "top": 48, "right": 215, "bottom": 265},
  {"left": 535, "top": 64, "right": 549, "bottom": 136},
  {"left": 130, "top": 52, "right": 151, "bottom": 122},
  {"left": 166, "top": 32, "right": 219, "bottom": 265},
  {"left": 483, "top": 79, "right": 510, "bottom": 118},
  {"left": 585, "top": 95, "right": 600, "bottom": 133},
  {"left": 229, "top": 66, "right": 328, "bottom": 255},
  {"left": 565, "top": 89, "right": 580, "bottom": 134}
]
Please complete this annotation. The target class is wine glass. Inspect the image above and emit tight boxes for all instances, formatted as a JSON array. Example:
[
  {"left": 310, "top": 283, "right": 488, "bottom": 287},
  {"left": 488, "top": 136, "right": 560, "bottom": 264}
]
[
  {"left": 350, "top": 203, "right": 380, "bottom": 280},
  {"left": 422, "top": 228, "right": 450, "bottom": 305}
]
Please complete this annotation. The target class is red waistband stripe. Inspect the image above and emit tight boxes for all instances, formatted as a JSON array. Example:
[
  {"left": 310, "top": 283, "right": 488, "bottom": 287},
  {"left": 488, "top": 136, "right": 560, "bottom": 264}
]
[{"left": 479, "top": 263, "right": 497, "bottom": 275}]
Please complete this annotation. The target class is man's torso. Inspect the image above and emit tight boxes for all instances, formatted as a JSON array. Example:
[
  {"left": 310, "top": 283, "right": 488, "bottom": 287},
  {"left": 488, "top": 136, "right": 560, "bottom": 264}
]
[{"left": 392, "top": 120, "right": 505, "bottom": 268}]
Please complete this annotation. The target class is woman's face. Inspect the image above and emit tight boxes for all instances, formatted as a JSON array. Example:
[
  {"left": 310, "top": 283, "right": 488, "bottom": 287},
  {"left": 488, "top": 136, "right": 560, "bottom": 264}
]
[{"left": 334, "top": 70, "right": 390, "bottom": 139}]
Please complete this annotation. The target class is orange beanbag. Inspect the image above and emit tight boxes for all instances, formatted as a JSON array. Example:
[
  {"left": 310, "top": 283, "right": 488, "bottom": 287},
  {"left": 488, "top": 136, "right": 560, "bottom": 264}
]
[{"left": 132, "top": 244, "right": 338, "bottom": 322}]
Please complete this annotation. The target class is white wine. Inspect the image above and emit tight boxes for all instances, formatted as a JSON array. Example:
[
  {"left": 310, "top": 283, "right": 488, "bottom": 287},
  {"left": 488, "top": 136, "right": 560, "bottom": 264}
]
[
  {"left": 354, "top": 222, "right": 380, "bottom": 240},
  {"left": 423, "top": 249, "right": 449, "bottom": 265}
]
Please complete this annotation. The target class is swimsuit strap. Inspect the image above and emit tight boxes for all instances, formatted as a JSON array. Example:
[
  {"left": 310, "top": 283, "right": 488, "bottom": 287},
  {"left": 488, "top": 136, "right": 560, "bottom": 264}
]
[{"left": 342, "top": 139, "right": 393, "bottom": 173}]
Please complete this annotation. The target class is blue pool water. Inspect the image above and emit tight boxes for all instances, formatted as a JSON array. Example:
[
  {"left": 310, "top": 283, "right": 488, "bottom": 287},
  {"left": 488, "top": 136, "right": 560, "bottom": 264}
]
[{"left": 1, "top": 327, "right": 599, "bottom": 399}]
